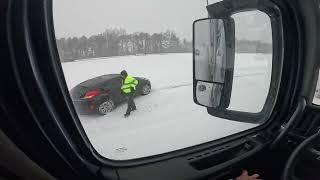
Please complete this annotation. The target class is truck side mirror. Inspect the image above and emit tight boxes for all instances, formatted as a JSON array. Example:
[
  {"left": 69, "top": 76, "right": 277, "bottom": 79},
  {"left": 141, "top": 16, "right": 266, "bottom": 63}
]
[
  {"left": 193, "top": 18, "right": 235, "bottom": 109},
  {"left": 192, "top": 0, "right": 284, "bottom": 124}
]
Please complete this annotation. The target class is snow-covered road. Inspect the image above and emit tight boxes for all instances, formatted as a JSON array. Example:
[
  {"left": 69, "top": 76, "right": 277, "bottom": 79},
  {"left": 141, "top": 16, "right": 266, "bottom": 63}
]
[{"left": 61, "top": 53, "right": 271, "bottom": 160}]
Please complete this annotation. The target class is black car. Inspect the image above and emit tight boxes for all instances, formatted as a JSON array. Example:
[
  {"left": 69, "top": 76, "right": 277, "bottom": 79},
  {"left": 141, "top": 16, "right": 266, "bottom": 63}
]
[{"left": 70, "top": 74, "right": 151, "bottom": 115}]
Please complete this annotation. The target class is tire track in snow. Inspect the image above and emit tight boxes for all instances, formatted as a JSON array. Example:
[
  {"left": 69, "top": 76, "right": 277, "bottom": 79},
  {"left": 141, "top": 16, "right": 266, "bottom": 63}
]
[
  {"left": 153, "top": 83, "right": 192, "bottom": 91},
  {"left": 151, "top": 72, "right": 266, "bottom": 92}
]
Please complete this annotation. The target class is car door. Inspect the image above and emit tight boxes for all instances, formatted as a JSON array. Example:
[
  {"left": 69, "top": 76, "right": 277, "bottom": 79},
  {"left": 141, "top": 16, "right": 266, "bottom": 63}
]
[
  {"left": 109, "top": 76, "right": 127, "bottom": 103},
  {"left": 3, "top": 0, "right": 320, "bottom": 179}
]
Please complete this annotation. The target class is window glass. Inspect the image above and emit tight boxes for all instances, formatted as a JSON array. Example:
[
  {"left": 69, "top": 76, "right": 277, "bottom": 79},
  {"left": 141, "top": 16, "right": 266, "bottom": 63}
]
[
  {"left": 53, "top": 1, "right": 272, "bottom": 160},
  {"left": 228, "top": 11, "right": 273, "bottom": 112},
  {"left": 313, "top": 71, "right": 320, "bottom": 105}
]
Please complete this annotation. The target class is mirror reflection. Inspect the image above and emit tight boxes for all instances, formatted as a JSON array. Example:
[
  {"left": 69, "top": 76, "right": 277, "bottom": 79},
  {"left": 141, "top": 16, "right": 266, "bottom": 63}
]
[
  {"left": 194, "top": 18, "right": 233, "bottom": 108},
  {"left": 196, "top": 81, "right": 224, "bottom": 107},
  {"left": 194, "top": 19, "right": 226, "bottom": 83}
]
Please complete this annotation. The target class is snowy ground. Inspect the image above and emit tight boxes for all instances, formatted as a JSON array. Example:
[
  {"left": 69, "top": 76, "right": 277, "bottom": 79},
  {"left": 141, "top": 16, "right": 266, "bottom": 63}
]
[{"left": 61, "top": 53, "right": 272, "bottom": 160}]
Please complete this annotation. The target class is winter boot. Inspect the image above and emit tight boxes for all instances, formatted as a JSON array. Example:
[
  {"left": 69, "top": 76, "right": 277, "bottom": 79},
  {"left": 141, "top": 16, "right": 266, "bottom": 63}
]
[{"left": 124, "top": 113, "right": 130, "bottom": 117}]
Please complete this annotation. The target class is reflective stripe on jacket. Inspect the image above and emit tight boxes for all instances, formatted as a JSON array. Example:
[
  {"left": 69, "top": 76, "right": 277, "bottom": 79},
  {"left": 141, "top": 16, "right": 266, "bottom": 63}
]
[{"left": 121, "top": 76, "right": 139, "bottom": 94}]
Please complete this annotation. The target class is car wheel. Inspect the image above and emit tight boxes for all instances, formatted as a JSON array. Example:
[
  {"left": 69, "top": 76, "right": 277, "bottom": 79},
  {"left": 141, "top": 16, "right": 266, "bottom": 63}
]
[
  {"left": 97, "top": 99, "right": 114, "bottom": 115},
  {"left": 141, "top": 84, "right": 151, "bottom": 95}
]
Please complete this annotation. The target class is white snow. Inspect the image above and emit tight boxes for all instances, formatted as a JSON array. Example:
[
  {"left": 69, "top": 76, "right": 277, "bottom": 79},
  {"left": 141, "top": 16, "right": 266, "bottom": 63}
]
[{"left": 61, "top": 53, "right": 272, "bottom": 160}]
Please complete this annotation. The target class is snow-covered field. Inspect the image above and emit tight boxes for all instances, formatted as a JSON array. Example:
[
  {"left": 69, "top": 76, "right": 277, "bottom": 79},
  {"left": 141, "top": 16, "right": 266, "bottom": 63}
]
[{"left": 61, "top": 53, "right": 272, "bottom": 160}]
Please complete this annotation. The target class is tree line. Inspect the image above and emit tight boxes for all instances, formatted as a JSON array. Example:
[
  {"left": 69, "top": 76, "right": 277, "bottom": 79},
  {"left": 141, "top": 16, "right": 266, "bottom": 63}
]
[
  {"left": 56, "top": 28, "right": 192, "bottom": 62},
  {"left": 56, "top": 28, "right": 272, "bottom": 62}
]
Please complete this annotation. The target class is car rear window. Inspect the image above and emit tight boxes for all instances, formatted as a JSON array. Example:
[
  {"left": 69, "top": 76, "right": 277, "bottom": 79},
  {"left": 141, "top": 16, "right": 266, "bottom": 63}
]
[
  {"left": 70, "top": 85, "right": 91, "bottom": 99},
  {"left": 79, "top": 74, "right": 120, "bottom": 87}
]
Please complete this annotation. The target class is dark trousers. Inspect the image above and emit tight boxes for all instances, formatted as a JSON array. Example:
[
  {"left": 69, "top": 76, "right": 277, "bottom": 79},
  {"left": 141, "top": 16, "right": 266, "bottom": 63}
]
[{"left": 125, "top": 92, "right": 136, "bottom": 115}]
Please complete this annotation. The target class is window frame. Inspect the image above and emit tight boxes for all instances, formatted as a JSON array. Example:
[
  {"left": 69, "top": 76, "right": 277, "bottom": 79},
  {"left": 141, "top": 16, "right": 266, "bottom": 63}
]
[
  {"left": 5, "top": 0, "right": 304, "bottom": 173},
  {"left": 47, "top": 0, "right": 287, "bottom": 166},
  {"left": 47, "top": 0, "right": 288, "bottom": 166}
]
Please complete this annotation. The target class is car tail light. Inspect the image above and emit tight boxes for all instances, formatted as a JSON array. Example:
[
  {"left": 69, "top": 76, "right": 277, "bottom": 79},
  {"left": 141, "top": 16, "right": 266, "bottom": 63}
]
[{"left": 83, "top": 89, "right": 100, "bottom": 99}]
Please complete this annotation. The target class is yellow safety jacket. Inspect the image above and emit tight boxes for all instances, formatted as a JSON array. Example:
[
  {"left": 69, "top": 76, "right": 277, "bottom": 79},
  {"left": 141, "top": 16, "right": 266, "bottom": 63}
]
[{"left": 121, "top": 76, "right": 139, "bottom": 94}]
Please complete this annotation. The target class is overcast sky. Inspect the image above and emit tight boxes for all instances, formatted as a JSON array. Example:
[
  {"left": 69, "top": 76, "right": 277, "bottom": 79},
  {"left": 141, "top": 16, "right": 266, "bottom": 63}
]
[
  {"left": 53, "top": 0, "right": 271, "bottom": 43},
  {"left": 53, "top": 0, "right": 209, "bottom": 40}
]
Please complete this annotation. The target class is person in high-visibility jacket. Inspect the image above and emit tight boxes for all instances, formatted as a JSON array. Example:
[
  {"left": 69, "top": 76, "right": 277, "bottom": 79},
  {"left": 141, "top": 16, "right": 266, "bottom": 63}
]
[{"left": 120, "top": 70, "right": 138, "bottom": 117}]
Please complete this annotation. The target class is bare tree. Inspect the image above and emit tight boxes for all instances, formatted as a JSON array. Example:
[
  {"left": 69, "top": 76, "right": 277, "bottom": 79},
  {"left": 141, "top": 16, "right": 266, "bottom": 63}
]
[{"left": 56, "top": 28, "right": 193, "bottom": 62}]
